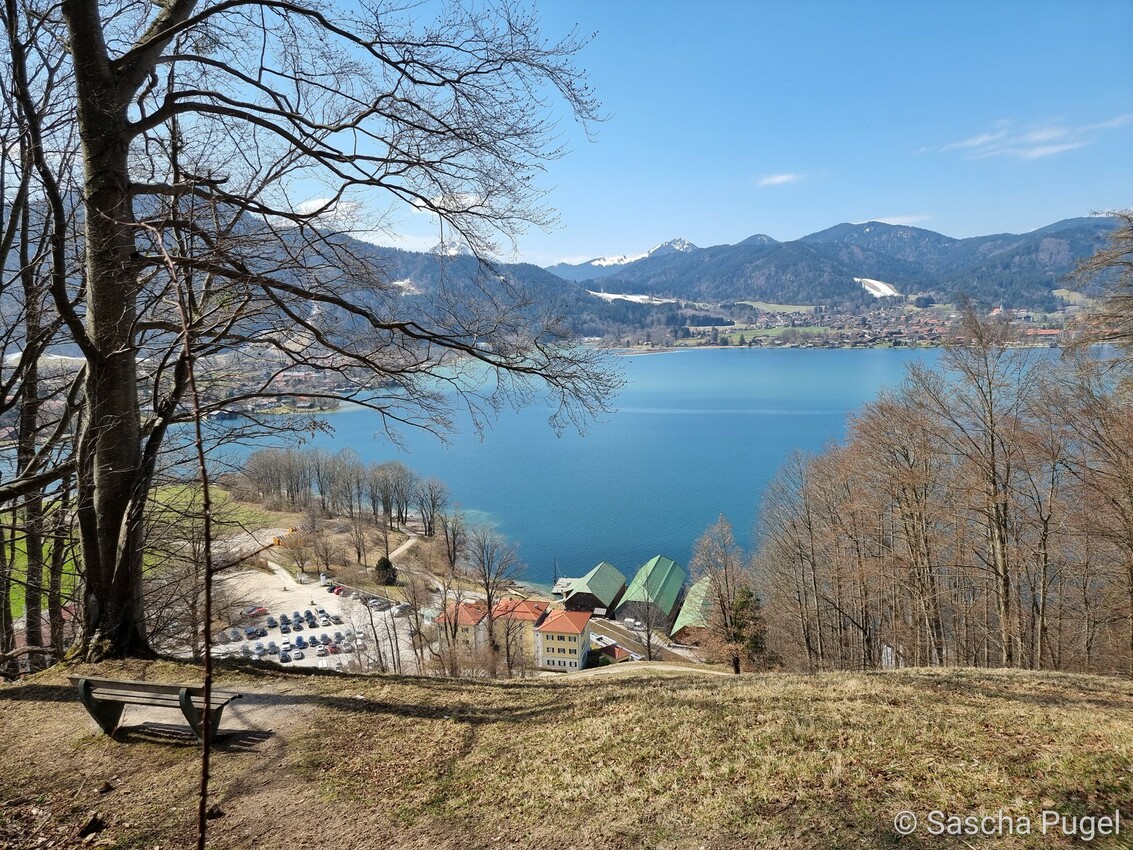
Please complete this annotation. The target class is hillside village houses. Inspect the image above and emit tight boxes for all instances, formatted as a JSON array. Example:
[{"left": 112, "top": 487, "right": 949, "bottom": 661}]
[{"left": 434, "top": 554, "right": 716, "bottom": 673}]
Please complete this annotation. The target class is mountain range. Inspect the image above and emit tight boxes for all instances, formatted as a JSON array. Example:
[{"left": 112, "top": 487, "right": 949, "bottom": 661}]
[{"left": 543, "top": 216, "right": 1119, "bottom": 311}]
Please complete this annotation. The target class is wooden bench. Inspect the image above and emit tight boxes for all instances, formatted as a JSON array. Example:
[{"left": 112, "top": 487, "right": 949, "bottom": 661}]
[{"left": 68, "top": 676, "right": 242, "bottom": 742}]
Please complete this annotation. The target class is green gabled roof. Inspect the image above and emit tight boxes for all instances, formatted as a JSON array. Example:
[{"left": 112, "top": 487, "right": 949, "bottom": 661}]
[
  {"left": 672, "top": 577, "right": 713, "bottom": 635},
  {"left": 565, "top": 561, "right": 627, "bottom": 608},
  {"left": 619, "top": 555, "right": 687, "bottom": 616}
]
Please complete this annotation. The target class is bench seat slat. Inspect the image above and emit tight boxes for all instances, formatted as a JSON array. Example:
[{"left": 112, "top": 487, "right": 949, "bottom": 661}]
[{"left": 86, "top": 690, "right": 238, "bottom": 709}]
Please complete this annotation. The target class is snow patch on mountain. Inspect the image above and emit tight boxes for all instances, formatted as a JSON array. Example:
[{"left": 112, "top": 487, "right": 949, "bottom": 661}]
[
  {"left": 855, "top": 277, "right": 901, "bottom": 298},
  {"left": 585, "top": 238, "right": 698, "bottom": 268},
  {"left": 586, "top": 291, "right": 680, "bottom": 305}
]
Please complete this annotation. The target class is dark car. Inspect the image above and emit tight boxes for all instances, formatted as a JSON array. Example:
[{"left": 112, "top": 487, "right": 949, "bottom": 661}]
[
  {"left": 266, "top": 616, "right": 278, "bottom": 628},
  {"left": 319, "top": 633, "right": 332, "bottom": 645},
  {"left": 256, "top": 627, "right": 268, "bottom": 638},
  {"left": 303, "top": 609, "right": 314, "bottom": 619},
  {"left": 326, "top": 584, "right": 338, "bottom": 593},
  {"left": 292, "top": 611, "right": 302, "bottom": 621},
  {"left": 279, "top": 651, "right": 292, "bottom": 663},
  {"left": 291, "top": 621, "right": 303, "bottom": 631},
  {"left": 330, "top": 614, "right": 343, "bottom": 625},
  {"left": 294, "top": 636, "right": 308, "bottom": 649},
  {"left": 279, "top": 614, "right": 291, "bottom": 625},
  {"left": 279, "top": 623, "right": 291, "bottom": 635},
  {"left": 229, "top": 629, "right": 243, "bottom": 642},
  {"left": 333, "top": 631, "right": 344, "bottom": 643},
  {"left": 267, "top": 641, "right": 279, "bottom": 653},
  {"left": 244, "top": 626, "right": 258, "bottom": 639}
]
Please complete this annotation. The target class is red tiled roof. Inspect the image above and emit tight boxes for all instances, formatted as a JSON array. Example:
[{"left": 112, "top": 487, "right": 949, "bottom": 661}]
[
  {"left": 436, "top": 599, "right": 488, "bottom": 627},
  {"left": 536, "top": 609, "right": 591, "bottom": 635},
  {"left": 492, "top": 598, "right": 548, "bottom": 622},
  {"left": 596, "top": 644, "right": 631, "bottom": 662}
]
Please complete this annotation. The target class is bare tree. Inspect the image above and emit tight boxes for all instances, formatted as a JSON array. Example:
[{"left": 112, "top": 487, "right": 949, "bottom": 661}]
[
  {"left": 2, "top": 0, "right": 617, "bottom": 661},
  {"left": 466, "top": 524, "right": 523, "bottom": 676},
  {"left": 415, "top": 478, "right": 449, "bottom": 537},
  {"left": 690, "top": 515, "right": 759, "bottom": 674},
  {"left": 439, "top": 508, "right": 467, "bottom": 573}
]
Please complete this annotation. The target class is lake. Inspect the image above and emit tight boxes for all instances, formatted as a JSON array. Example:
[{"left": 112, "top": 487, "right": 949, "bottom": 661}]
[{"left": 295, "top": 347, "right": 940, "bottom": 589}]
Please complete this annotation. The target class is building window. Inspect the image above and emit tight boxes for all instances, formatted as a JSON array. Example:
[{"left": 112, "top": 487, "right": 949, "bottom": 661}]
[
  {"left": 569, "top": 636, "right": 576, "bottom": 642},
  {"left": 570, "top": 661, "right": 576, "bottom": 668}
]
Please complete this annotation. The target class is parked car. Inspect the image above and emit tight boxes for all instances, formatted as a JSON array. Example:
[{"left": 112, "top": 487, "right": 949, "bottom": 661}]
[
  {"left": 291, "top": 649, "right": 304, "bottom": 660},
  {"left": 240, "top": 644, "right": 253, "bottom": 656},
  {"left": 281, "top": 639, "right": 291, "bottom": 652},
  {"left": 253, "top": 642, "right": 266, "bottom": 657},
  {"left": 315, "top": 645, "right": 328, "bottom": 657},
  {"left": 330, "top": 614, "right": 343, "bottom": 625},
  {"left": 229, "top": 629, "right": 243, "bottom": 642},
  {"left": 341, "top": 642, "right": 354, "bottom": 653},
  {"left": 333, "top": 586, "right": 346, "bottom": 595},
  {"left": 244, "top": 626, "right": 259, "bottom": 639},
  {"left": 278, "top": 651, "right": 292, "bottom": 663},
  {"left": 392, "top": 603, "right": 410, "bottom": 618},
  {"left": 279, "top": 623, "right": 291, "bottom": 635},
  {"left": 325, "top": 584, "right": 338, "bottom": 593},
  {"left": 291, "top": 621, "right": 303, "bottom": 631},
  {"left": 295, "top": 636, "right": 308, "bottom": 649},
  {"left": 333, "top": 631, "right": 344, "bottom": 644},
  {"left": 266, "top": 616, "right": 278, "bottom": 628},
  {"left": 328, "top": 643, "right": 340, "bottom": 654},
  {"left": 279, "top": 614, "right": 291, "bottom": 625},
  {"left": 244, "top": 605, "right": 268, "bottom": 617},
  {"left": 317, "top": 633, "right": 330, "bottom": 645},
  {"left": 318, "top": 615, "right": 331, "bottom": 627}
]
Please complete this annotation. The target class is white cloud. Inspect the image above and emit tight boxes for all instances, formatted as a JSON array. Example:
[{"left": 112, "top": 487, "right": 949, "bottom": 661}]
[
  {"left": 936, "top": 115, "right": 1131, "bottom": 160},
  {"left": 757, "top": 172, "right": 805, "bottom": 187}
]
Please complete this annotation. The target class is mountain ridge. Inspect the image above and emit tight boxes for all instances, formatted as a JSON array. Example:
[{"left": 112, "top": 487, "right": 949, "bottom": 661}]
[{"left": 546, "top": 216, "right": 1119, "bottom": 310}]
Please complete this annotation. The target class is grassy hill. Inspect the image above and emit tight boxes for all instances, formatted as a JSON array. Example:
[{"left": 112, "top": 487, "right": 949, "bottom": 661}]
[{"left": 1, "top": 661, "right": 1131, "bottom": 849}]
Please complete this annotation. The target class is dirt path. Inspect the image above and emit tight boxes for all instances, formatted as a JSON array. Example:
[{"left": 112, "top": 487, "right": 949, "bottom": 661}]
[{"left": 389, "top": 532, "right": 418, "bottom": 562}]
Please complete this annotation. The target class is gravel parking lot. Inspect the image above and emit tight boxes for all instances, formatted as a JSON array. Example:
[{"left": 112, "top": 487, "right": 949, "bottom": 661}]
[{"left": 213, "top": 560, "right": 418, "bottom": 673}]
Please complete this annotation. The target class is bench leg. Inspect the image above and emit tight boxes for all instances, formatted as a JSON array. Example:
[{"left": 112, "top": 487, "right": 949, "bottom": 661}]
[
  {"left": 74, "top": 678, "right": 125, "bottom": 736},
  {"left": 178, "top": 687, "right": 206, "bottom": 741},
  {"left": 179, "top": 688, "right": 226, "bottom": 742}
]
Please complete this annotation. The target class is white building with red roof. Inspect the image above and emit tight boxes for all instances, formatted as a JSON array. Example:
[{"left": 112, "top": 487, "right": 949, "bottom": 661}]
[{"left": 535, "top": 609, "right": 591, "bottom": 671}]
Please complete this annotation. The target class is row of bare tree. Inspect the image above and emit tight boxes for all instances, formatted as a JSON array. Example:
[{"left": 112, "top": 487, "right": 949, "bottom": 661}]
[{"left": 754, "top": 311, "right": 1133, "bottom": 676}]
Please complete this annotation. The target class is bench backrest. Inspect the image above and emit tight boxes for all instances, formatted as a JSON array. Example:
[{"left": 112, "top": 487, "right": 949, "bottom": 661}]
[{"left": 67, "top": 676, "right": 239, "bottom": 701}]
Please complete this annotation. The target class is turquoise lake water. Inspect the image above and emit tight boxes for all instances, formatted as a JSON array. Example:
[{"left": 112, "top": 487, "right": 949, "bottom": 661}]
[{"left": 295, "top": 347, "right": 942, "bottom": 588}]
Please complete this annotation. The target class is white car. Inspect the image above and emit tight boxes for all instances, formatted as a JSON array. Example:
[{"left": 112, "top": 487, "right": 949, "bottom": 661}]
[{"left": 280, "top": 638, "right": 291, "bottom": 652}]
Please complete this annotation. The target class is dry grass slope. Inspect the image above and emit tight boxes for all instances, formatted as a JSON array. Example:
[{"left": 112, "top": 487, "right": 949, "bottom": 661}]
[{"left": 1, "top": 662, "right": 1131, "bottom": 849}]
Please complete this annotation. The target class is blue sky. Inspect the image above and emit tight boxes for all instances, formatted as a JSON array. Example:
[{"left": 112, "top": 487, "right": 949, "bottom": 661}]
[{"left": 373, "top": 1, "right": 1133, "bottom": 266}]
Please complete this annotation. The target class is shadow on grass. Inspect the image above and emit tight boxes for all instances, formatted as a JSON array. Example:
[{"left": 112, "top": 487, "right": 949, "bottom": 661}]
[
  {"left": 0, "top": 682, "right": 73, "bottom": 702},
  {"left": 114, "top": 722, "right": 274, "bottom": 751}
]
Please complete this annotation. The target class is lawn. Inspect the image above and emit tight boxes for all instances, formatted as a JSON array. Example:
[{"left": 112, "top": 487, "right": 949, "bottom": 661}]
[{"left": 1, "top": 661, "right": 1130, "bottom": 849}]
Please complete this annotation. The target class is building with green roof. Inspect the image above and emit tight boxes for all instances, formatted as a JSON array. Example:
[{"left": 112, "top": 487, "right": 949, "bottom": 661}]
[
  {"left": 615, "top": 555, "right": 687, "bottom": 627},
  {"left": 671, "top": 577, "right": 713, "bottom": 644},
  {"left": 564, "top": 561, "right": 627, "bottom": 616}
]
